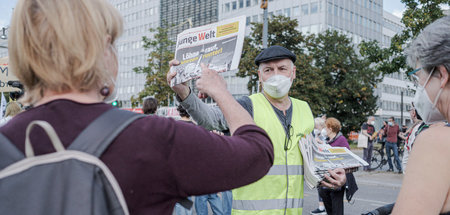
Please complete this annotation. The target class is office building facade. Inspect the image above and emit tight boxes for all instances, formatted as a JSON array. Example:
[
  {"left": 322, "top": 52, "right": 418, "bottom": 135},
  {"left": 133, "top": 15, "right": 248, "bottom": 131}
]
[{"left": 377, "top": 10, "right": 414, "bottom": 126}]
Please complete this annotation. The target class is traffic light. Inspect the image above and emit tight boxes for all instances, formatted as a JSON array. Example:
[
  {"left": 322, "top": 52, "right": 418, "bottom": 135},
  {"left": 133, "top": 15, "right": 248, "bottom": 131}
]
[{"left": 111, "top": 100, "right": 118, "bottom": 107}]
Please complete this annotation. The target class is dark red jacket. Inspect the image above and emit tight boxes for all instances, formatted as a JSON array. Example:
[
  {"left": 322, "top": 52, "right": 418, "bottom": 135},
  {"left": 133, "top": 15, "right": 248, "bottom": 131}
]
[
  {"left": 0, "top": 99, "right": 274, "bottom": 215},
  {"left": 384, "top": 124, "right": 399, "bottom": 143}
]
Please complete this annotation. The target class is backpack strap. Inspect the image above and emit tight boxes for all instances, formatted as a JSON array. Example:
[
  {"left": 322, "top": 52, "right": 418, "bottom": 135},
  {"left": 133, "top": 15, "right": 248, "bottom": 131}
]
[
  {"left": 0, "top": 133, "right": 25, "bottom": 169},
  {"left": 68, "top": 108, "right": 145, "bottom": 157}
]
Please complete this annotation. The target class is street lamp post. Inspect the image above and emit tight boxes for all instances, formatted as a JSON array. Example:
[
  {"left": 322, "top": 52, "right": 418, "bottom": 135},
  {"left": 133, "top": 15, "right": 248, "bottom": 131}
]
[
  {"left": 400, "top": 91, "right": 404, "bottom": 126},
  {"left": 261, "top": 0, "right": 268, "bottom": 49}
]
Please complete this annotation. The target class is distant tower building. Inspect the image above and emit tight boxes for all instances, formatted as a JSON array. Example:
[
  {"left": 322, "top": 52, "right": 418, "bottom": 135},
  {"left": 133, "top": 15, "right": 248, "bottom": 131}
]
[
  {"left": 109, "top": 0, "right": 160, "bottom": 107},
  {"left": 219, "top": 0, "right": 384, "bottom": 43},
  {"left": 160, "top": 0, "right": 219, "bottom": 51}
]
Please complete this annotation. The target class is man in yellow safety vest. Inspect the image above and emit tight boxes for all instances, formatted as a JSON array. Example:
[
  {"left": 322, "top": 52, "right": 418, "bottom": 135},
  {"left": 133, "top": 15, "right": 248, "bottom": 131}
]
[{"left": 167, "top": 45, "right": 347, "bottom": 215}]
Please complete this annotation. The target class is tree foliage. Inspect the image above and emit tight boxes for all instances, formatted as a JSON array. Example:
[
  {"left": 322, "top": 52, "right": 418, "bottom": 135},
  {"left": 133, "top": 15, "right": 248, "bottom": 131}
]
[
  {"left": 360, "top": 0, "right": 449, "bottom": 74},
  {"left": 238, "top": 16, "right": 380, "bottom": 136},
  {"left": 131, "top": 27, "right": 175, "bottom": 107}
]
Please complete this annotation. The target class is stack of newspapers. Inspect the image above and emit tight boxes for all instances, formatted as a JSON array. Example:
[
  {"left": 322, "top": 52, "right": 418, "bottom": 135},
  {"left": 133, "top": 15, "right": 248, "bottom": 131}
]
[{"left": 299, "top": 134, "right": 369, "bottom": 189}]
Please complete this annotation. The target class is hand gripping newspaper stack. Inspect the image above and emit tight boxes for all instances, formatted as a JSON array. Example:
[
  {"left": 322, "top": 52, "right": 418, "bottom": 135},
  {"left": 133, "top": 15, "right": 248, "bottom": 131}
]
[
  {"left": 299, "top": 134, "right": 369, "bottom": 189},
  {"left": 170, "top": 16, "right": 246, "bottom": 87}
]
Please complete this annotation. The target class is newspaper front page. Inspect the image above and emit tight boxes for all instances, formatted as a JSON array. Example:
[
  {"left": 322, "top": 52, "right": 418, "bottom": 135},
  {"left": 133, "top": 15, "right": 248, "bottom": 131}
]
[
  {"left": 299, "top": 134, "right": 369, "bottom": 189},
  {"left": 170, "top": 16, "right": 246, "bottom": 87}
]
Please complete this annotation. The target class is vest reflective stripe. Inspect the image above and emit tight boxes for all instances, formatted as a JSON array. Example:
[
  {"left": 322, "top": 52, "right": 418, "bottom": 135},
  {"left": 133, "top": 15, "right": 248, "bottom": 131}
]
[
  {"left": 231, "top": 93, "right": 314, "bottom": 215},
  {"left": 266, "top": 165, "right": 303, "bottom": 175},
  {"left": 232, "top": 198, "right": 304, "bottom": 210}
]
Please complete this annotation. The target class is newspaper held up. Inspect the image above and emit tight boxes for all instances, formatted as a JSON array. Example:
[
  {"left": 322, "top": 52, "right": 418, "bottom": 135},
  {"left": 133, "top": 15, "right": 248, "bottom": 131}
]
[
  {"left": 299, "top": 134, "right": 369, "bottom": 189},
  {"left": 170, "top": 16, "right": 246, "bottom": 87}
]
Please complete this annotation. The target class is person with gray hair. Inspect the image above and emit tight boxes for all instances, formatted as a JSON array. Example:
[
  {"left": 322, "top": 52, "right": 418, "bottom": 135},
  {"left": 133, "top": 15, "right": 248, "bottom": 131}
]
[{"left": 392, "top": 16, "right": 450, "bottom": 215}]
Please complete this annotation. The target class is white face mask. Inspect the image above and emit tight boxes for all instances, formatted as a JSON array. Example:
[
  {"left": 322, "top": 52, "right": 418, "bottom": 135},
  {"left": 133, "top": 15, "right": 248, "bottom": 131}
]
[
  {"left": 370, "top": 121, "right": 375, "bottom": 125},
  {"left": 262, "top": 74, "right": 292, "bottom": 99},
  {"left": 321, "top": 128, "right": 327, "bottom": 137},
  {"left": 388, "top": 122, "right": 393, "bottom": 126},
  {"left": 413, "top": 69, "right": 445, "bottom": 124}
]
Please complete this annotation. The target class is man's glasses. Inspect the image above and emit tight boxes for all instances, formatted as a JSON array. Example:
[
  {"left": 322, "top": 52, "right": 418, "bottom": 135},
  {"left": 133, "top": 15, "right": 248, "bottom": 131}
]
[
  {"left": 408, "top": 67, "right": 421, "bottom": 86},
  {"left": 408, "top": 67, "right": 436, "bottom": 87}
]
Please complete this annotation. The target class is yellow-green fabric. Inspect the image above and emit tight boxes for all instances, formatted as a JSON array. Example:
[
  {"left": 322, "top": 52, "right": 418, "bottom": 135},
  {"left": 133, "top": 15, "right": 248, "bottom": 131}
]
[{"left": 232, "top": 93, "right": 314, "bottom": 215}]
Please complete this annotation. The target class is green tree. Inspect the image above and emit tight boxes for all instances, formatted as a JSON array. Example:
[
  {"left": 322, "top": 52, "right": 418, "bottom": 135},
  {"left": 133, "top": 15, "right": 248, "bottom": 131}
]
[
  {"left": 131, "top": 27, "right": 175, "bottom": 107},
  {"left": 308, "top": 30, "right": 381, "bottom": 136},
  {"left": 360, "top": 0, "right": 449, "bottom": 74},
  {"left": 237, "top": 16, "right": 329, "bottom": 113},
  {"left": 238, "top": 16, "right": 380, "bottom": 136}
]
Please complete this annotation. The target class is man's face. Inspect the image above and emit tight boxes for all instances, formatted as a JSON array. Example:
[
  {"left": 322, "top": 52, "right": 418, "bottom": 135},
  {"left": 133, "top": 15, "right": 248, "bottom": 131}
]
[
  {"left": 258, "top": 58, "right": 296, "bottom": 83},
  {"left": 388, "top": 118, "right": 394, "bottom": 124}
]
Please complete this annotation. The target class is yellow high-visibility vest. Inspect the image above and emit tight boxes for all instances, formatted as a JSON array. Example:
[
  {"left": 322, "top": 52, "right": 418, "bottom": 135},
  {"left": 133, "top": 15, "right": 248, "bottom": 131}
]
[{"left": 232, "top": 93, "right": 314, "bottom": 215}]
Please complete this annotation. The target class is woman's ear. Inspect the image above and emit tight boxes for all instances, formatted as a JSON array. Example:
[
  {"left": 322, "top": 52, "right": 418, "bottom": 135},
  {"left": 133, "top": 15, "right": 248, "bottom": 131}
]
[{"left": 438, "top": 65, "right": 449, "bottom": 88}]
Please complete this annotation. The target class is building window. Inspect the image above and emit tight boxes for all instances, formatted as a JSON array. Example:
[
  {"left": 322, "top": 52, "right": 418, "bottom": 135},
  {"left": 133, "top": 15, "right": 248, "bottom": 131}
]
[
  {"left": 276, "top": 9, "right": 282, "bottom": 16},
  {"left": 246, "top": 16, "right": 251, "bottom": 26},
  {"left": 239, "top": 0, "right": 244, "bottom": 8},
  {"left": 301, "top": 4, "right": 309, "bottom": 15},
  {"left": 293, "top": 6, "right": 300, "bottom": 16},
  {"left": 246, "top": 0, "right": 251, "bottom": 7},
  {"left": 232, "top": 1, "right": 237, "bottom": 10},
  {"left": 252, "top": 15, "right": 258, "bottom": 22},
  {"left": 328, "top": 2, "right": 332, "bottom": 14},
  {"left": 253, "top": 0, "right": 258, "bottom": 6},
  {"left": 284, "top": 8, "right": 291, "bottom": 17},
  {"left": 311, "top": 2, "right": 318, "bottom": 14},
  {"left": 225, "top": 3, "right": 230, "bottom": 12},
  {"left": 334, "top": 4, "right": 338, "bottom": 16}
]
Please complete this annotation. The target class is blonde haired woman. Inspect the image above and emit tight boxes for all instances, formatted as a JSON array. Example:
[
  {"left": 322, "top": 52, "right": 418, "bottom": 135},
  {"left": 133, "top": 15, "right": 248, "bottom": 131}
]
[
  {"left": 0, "top": 0, "right": 274, "bottom": 214},
  {"left": 0, "top": 101, "right": 22, "bottom": 126}
]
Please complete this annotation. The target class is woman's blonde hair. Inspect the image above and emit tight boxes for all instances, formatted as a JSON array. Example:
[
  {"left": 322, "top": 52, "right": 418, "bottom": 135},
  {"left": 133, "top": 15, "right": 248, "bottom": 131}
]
[
  {"left": 4, "top": 102, "right": 22, "bottom": 118},
  {"left": 8, "top": 0, "right": 123, "bottom": 104}
]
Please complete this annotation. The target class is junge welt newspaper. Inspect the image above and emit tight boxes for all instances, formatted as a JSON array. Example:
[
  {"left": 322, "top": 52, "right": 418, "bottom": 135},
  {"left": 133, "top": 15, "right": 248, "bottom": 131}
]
[{"left": 170, "top": 16, "right": 246, "bottom": 87}]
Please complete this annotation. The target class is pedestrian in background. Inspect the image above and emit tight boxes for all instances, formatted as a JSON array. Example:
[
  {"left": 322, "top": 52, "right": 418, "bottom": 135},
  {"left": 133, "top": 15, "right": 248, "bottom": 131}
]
[
  {"left": 310, "top": 117, "right": 327, "bottom": 215},
  {"left": 0, "top": 101, "right": 22, "bottom": 126},
  {"left": 383, "top": 117, "right": 402, "bottom": 173},
  {"left": 398, "top": 106, "right": 424, "bottom": 173},
  {"left": 143, "top": 97, "right": 158, "bottom": 115},
  {"left": 393, "top": 15, "right": 450, "bottom": 214},
  {"left": 361, "top": 116, "right": 376, "bottom": 171},
  {"left": 319, "top": 117, "right": 351, "bottom": 215}
]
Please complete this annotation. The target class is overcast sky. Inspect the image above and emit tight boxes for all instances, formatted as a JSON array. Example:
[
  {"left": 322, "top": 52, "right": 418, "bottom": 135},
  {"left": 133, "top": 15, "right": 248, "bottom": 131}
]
[{"left": 0, "top": 0, "right": 409, "bottom": 29}]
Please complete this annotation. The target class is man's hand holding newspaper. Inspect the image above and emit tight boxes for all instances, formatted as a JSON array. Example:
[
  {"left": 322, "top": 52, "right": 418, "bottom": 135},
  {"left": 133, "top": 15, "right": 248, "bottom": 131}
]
[{"left": 300, "top": 134, "right": 369, "bottom": 189}]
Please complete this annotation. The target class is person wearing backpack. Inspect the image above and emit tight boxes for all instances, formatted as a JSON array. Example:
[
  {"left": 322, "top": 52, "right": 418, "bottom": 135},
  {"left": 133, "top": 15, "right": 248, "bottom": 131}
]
[{"left": 0, "top": 0, "right": 274, "bottom": 214}]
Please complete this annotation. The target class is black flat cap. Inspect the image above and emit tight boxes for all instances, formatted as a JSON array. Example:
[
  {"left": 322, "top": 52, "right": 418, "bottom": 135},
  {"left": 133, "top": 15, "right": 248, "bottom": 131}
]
[{"left": 254, "top": 45, "right": 296, "bottom": 66}]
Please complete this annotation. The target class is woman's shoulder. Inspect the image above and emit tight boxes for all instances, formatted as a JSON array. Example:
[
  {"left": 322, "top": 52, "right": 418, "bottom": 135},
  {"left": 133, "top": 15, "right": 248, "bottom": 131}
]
[{"left": 414, "top": 123, "right": 450, "bottom": 153}]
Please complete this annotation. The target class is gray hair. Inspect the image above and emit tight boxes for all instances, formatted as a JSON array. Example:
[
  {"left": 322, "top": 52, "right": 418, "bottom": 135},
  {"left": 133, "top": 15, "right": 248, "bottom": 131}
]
[
  {"left": 406, "top": 16, "right": 450, "bottom": 73},
  {"left": 314, "top": 117, "right": 325, "bottom": 128}
]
